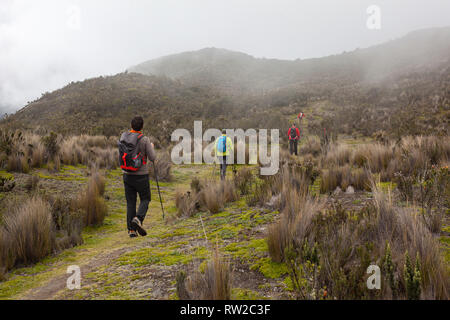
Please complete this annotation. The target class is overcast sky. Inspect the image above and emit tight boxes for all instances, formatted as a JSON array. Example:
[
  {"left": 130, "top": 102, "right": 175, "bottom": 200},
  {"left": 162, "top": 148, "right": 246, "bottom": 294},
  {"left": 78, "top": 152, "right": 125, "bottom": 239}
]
[{"left": 1, "top": 0, "right": 449, "bottom": 113}]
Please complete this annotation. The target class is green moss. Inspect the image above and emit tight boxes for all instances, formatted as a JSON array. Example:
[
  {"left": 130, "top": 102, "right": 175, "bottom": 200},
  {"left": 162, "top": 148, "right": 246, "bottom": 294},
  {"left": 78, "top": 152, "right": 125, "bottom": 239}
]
[
  {"left": 440, "top": 236, "right": 450, "bottom": 246},
  {"left": 116, "top": 247, "right": 194, "bottom": 267},
  {"left": 207, "top": 224, "right": 242, "bottom": 240},
  {"left": 224, "top": 239, "right": 267, "bottom": 261},
  {"left": 0, "top": 170, "right": 14, "bottom": 180},
  {"left": 232, "top": 288, "right": 268, "bottom": 300},
  {"left": 251, "top": 257, "right": 288, "bottom": 279},
  {"left": 377, "top": 181, "right": 397, "bottom": 191}
]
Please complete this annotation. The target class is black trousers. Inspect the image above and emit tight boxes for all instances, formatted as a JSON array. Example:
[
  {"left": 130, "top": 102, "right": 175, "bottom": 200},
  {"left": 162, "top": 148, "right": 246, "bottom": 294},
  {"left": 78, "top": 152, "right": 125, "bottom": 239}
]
[
  {"left": 219, "top": 155, "right": 227, "bottom": 180},
  {"left": 123, "top": 174, "right": 151, "bottom": 231},
  {"left": 289, "top": 140, "right": 298, "bottom": 155}
]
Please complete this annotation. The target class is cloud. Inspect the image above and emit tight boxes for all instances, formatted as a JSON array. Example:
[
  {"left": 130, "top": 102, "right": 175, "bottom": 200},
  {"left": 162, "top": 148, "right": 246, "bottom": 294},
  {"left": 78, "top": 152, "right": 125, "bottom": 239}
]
[{"left": 0, "top": 0, "right": 449, "bottom": 113}]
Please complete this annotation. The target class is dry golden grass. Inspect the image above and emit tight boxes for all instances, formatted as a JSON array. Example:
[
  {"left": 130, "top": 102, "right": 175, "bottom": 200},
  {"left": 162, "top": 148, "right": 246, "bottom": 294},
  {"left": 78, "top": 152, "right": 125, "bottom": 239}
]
[
  {"left": 184, "top": 247, "right": 232, "bottom": 300},
  {"left": 77, "top": 171, "right": 107, "bottom": 226},
  {"left": 149, "top": 151, "right": 172, "bottom": 182},
  {"left": 202, "top": 182, "right": 225, "bottom": 214},
  {"left": 1, "top": 197, "right": 53, "bottom": 266},
  {"left": 175, "top": 190, "right": 198, "bottom": 217}
]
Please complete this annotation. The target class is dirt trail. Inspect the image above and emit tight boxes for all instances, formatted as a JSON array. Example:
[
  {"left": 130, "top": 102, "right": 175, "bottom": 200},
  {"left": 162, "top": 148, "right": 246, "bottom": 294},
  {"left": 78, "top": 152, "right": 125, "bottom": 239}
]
[
  {"left": 23, "top": 246, "right": 130, "bottom": 300},
  {"left": 1, "top": 164, "right": 286, "bottom": 300}
]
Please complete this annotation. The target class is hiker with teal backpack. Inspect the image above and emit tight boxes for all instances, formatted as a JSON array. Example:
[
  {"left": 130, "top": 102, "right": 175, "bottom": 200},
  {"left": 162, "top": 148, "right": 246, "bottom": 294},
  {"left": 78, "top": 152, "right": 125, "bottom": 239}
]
[{"left": 215, "top": 129, "right": 234, "bottom": 181}]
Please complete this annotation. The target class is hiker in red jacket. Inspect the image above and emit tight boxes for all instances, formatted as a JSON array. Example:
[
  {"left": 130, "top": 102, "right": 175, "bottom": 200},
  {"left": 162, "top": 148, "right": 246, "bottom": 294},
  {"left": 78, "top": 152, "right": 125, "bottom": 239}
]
[{"left": 288, "top": 124, "right": 300, "bottom": 155}]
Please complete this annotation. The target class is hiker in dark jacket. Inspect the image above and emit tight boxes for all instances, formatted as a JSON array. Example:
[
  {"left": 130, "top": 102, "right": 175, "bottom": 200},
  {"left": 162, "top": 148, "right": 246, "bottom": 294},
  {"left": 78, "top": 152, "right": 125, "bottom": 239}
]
[
  {"left": 119, "top": 116, "right": 156, "bottom": 238},
  {"left": 288, "top": 124, "right": 300, "bottom": 155}
]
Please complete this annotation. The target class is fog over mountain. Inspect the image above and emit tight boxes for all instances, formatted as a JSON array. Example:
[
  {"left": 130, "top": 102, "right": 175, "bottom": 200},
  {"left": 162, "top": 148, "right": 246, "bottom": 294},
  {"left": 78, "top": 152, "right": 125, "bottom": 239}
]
[
  {"left": 128, "top": 27, "right": 450, "bottom": 92},
  {"left": 0, "top": 0, "right": 449, "bottom": 114}
]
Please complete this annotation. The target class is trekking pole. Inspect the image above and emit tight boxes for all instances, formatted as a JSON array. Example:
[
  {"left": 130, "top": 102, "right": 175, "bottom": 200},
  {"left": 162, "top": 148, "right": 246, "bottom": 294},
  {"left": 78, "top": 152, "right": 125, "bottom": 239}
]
[{"left": 152, "top": 160, "right": 165, "bottom": 221}]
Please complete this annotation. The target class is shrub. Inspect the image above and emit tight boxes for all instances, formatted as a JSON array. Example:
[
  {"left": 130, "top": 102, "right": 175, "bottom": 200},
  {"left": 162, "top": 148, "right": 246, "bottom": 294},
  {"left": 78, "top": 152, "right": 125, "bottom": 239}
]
[
  {"left": 41, "top": 132, "right": 60, "bottom": 162},
  {"left": 416, "top": 165, "right": 449, "bottom": 233},
  {"left": 233, "top": 167, "right": 254, "bottom": 195},
  {"left": 47, "top": 195, "right": 83, "bottom": 251},
  {"left": 268, "top": 181, "right": 448, "bottom": 299},
  {"left": 245, "top": 178, "right": 272, "bottom": 207}
]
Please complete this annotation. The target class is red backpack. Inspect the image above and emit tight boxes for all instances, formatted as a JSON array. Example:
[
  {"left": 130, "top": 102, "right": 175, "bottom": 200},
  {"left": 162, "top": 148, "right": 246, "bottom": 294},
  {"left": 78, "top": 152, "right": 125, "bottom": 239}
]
[{"left": 118, "top": 132, "right": 146, "bottom": 172}]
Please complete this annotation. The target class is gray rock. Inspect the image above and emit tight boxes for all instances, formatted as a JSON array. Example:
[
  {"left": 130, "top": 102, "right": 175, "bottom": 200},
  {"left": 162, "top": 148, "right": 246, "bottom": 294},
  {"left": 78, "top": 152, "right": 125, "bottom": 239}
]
[
  {"left": 333, "top": 187, "right": 342, "bottom": 195},
  {"left": 346, "top": 186, "right": 355, "bottom": 194}
]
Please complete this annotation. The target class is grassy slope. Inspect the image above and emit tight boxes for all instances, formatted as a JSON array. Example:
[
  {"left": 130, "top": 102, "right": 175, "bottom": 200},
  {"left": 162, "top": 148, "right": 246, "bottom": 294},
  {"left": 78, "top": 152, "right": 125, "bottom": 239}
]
[
  {"left": 0, "top": 138, "right": 448, "bottom": 299},
  {"left": 0, "top": 164, "right": 288, "bottom": 300}
]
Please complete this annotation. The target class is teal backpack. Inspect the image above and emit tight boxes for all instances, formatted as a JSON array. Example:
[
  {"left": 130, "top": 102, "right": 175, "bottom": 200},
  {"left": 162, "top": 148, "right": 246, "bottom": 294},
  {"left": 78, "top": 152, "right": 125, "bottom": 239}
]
[{"left": 217, "top": 136, "right": 227, "bottom": 153}]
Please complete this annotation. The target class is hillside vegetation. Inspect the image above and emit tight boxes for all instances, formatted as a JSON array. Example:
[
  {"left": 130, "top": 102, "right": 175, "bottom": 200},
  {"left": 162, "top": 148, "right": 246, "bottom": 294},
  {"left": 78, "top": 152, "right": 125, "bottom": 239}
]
[
  {"left": 0, "top": 27, "right": 449, "bottom": 300},
  {"left": 2, "top": 27, "right": 449, "bottom": 141}
]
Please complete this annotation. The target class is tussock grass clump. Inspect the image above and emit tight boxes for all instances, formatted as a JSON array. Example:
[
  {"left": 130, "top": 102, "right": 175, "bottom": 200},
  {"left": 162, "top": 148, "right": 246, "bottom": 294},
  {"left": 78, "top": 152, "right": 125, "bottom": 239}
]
[
  {"left": 351, "top": 143, "right": 394, "bottom": 173},
  {"left": 267, "top": 216, "right": 290, "bottom": 263},
  {"left": 233, "top": 167, "right": 254, "bottom": 195},
  {"left": 175, "top": 190, "right": 199, "bottom": 218},
  {"left": 0, "top": 227, "right": 13, "bottom": 280},
  {"left": 320, "top": 165, "right": 372, "bottom": 193},
  {"left": 176, "top": 177, "right": 240, "bottom": 217},
  {"left": 77, "top": 171, "right": 107, "bottom": 226},
  {"left": 149, "top": 151, "right": 172, "bottom": 182},
  {"left": 202, "top": 182, "right": 225, "bottom": 214},
  {"left": 322, "top": 143, "right": 352, "bottom": 167},
  {"left": 0, "top": 195, "right": 85, "bottom": 279},
  {"left": 222, "top": 180, "right": 239, "bottom": 203},
  {"left": 301, "top": 135, "right": 322, "bottom": 157},
  {"left": 179, "top": 248, "right": 232, "bottom": 300},
  {"left": 190, "top": 177, "right": 204, "bottom": 193},
  {"left": 267, "top": 180, "right": 449, "bottom": 299},
  {"left": 245, "top": 178, "right": 272, "bottom": 207},
  {"left": 1, "top": 197, "right": 53, "bottom": 266}
]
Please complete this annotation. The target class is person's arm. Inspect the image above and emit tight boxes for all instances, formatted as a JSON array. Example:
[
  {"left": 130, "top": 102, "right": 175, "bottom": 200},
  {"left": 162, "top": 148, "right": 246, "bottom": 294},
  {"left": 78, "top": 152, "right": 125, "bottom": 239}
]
[
  {"left": 214, "top": 137, "right": 218, "bottom": 156},
  {"left": 288, "top": 128, "right": 291, "bottom": 138},
  {"left": 296, "top": 128, "right": 300, "bottom": 140},
  {"left": 227, "top": 137, "right": 234, "bottom": 152},
  {"left": 145, "top": 137, "right": 156, "bottom": 162}
]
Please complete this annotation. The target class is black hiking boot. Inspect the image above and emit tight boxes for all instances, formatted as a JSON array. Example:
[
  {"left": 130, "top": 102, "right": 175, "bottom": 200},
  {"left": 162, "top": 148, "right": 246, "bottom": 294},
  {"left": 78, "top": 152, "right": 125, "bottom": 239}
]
[
  {"left": 131, "top": 217, "right": 147, "bottom": 236},
  {"left": 128, "top": 230, "right": 138, "bottom": 238}
]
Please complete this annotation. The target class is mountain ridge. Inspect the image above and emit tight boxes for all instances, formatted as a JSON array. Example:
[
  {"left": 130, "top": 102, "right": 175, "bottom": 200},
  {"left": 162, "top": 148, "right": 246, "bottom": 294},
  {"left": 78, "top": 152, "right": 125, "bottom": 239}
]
[
  {"left": 128, "top": 26, "right": 450, "bottom": 91},
  {"left": 2, "top": 27, "right": 449, "bottom": 138}
]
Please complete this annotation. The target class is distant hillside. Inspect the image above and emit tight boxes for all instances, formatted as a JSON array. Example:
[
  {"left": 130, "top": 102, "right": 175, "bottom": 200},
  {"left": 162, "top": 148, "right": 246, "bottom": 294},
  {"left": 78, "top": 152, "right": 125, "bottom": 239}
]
[
  {"left": 2, "top": 73, "right": 240, "bottom": 139},
  {"left": 129, "top": 27, "right": 450, "bottom": 92},
  {"left": 2, "top": 27, "right": 449, "bottom": 139}
]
